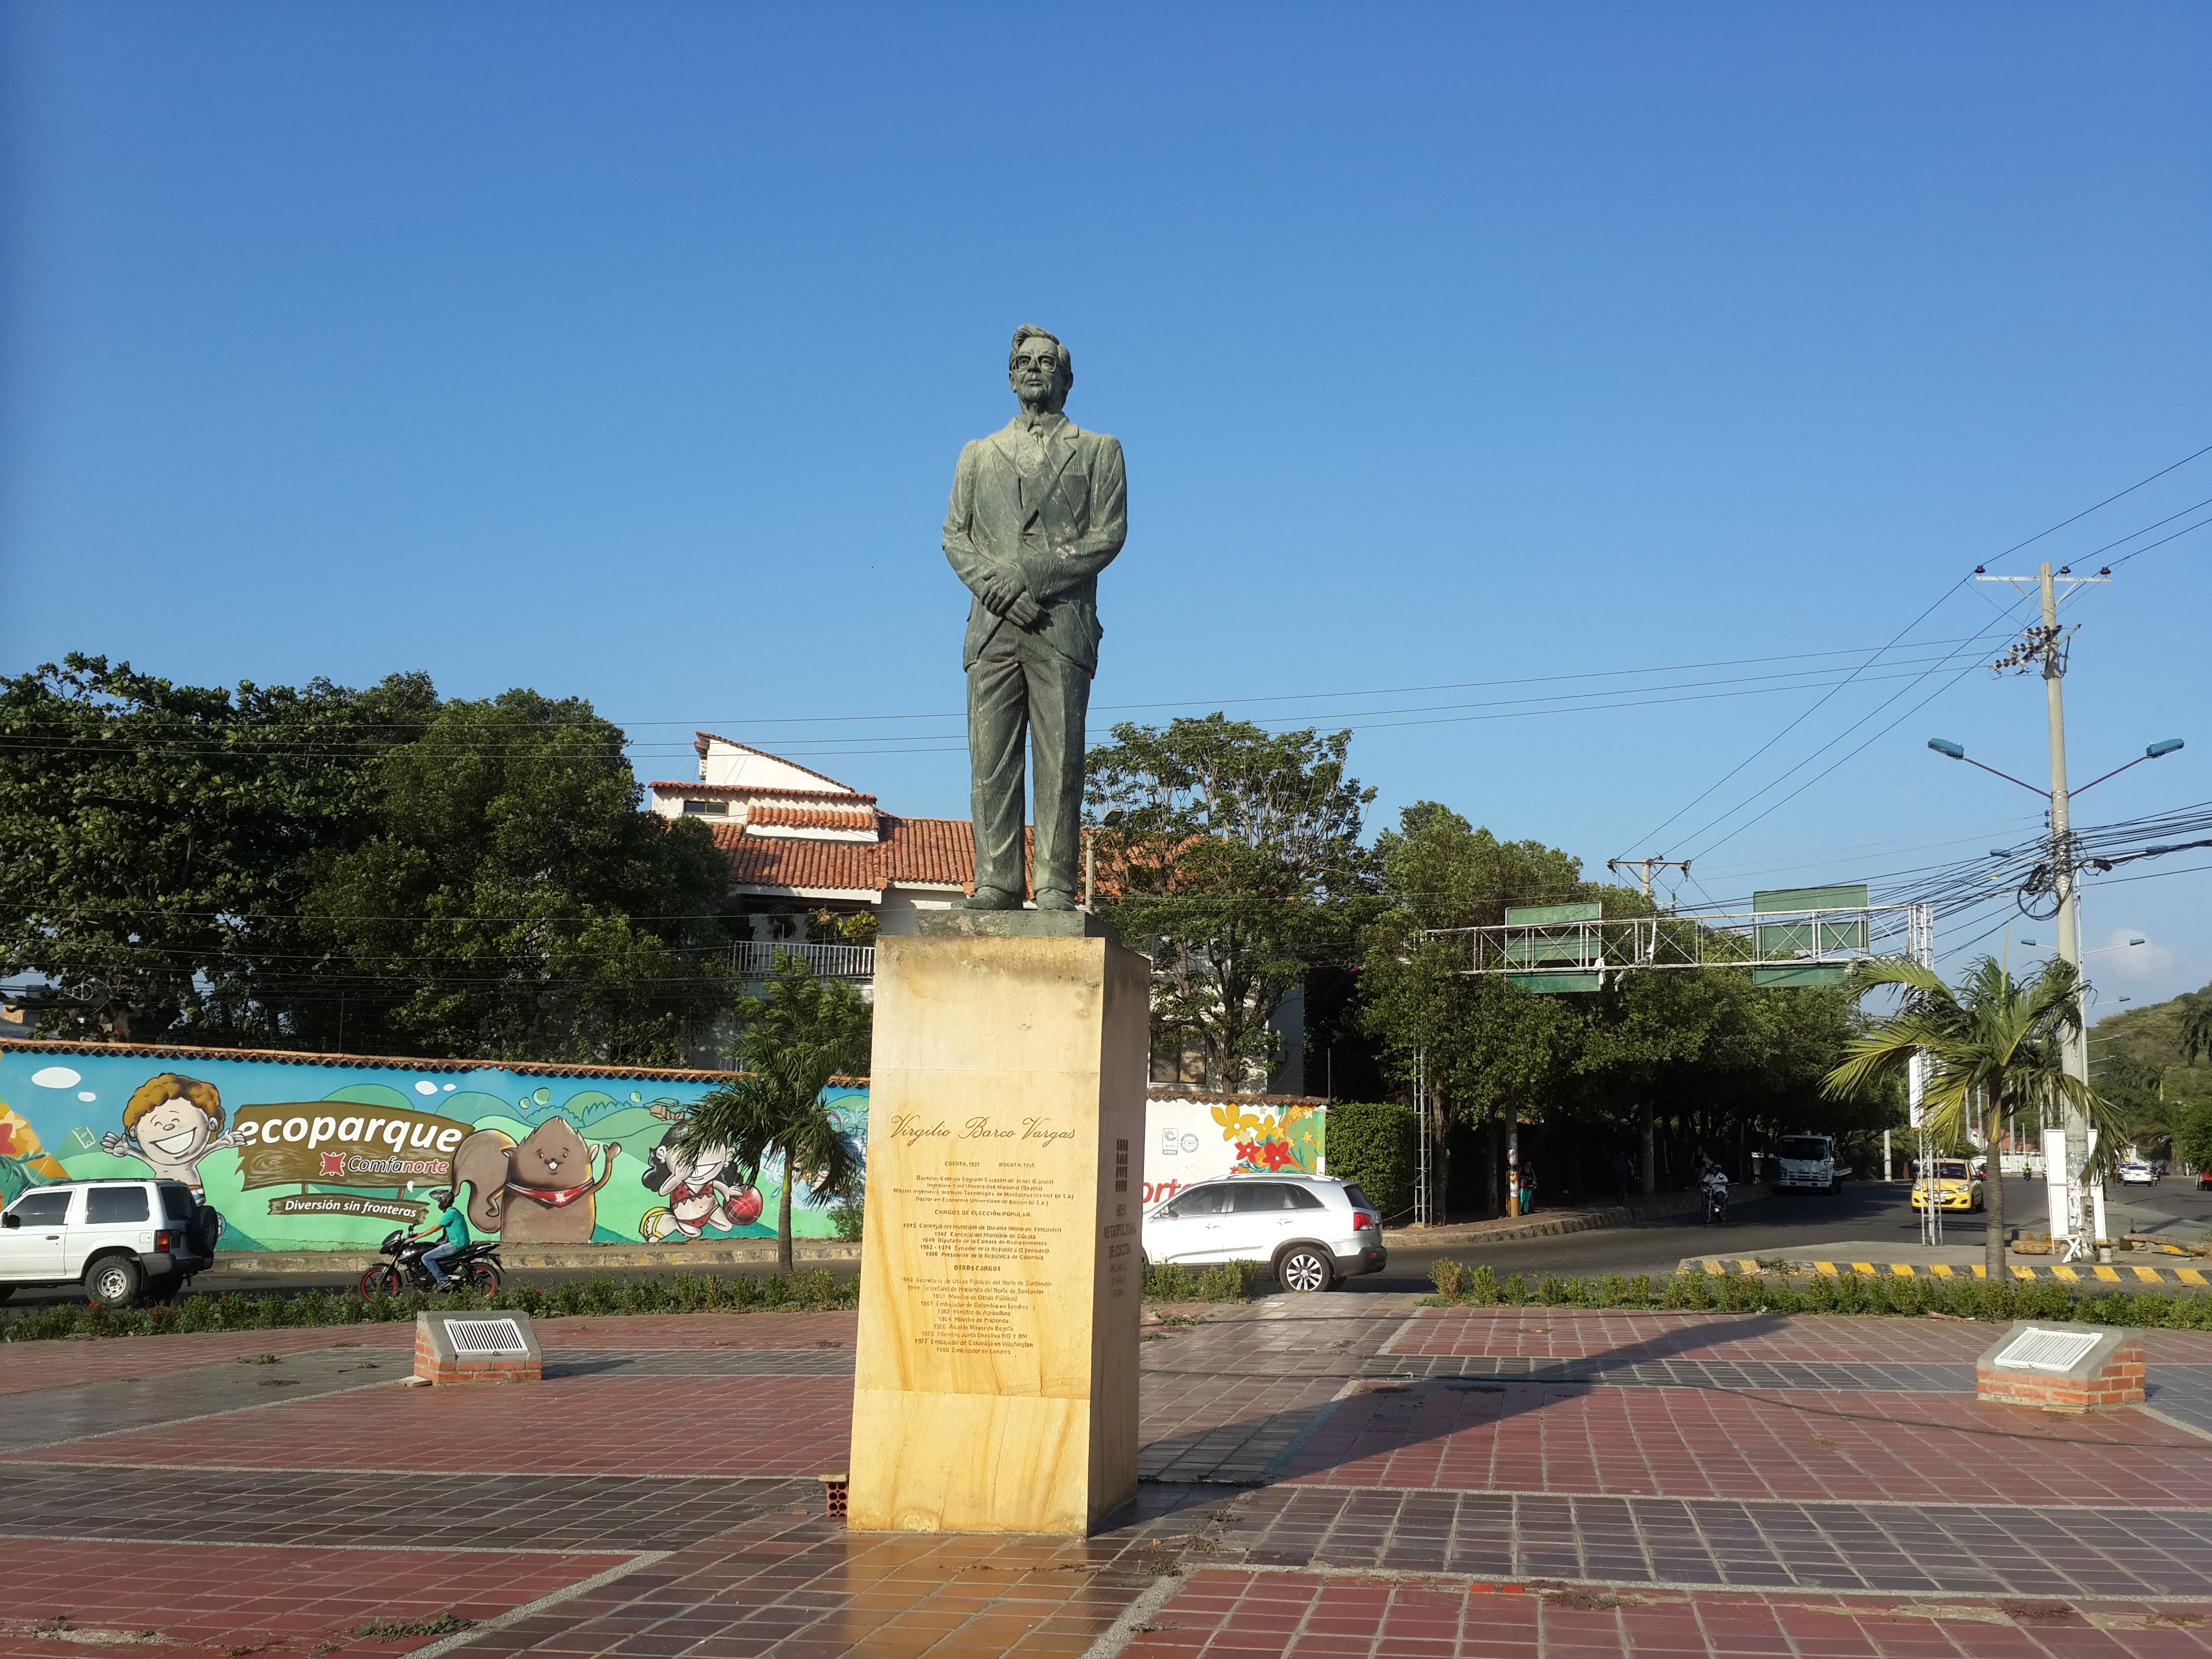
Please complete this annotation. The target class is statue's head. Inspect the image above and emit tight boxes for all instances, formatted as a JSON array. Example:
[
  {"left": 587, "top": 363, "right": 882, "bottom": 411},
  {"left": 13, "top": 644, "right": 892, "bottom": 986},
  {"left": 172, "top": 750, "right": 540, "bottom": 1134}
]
[{"left": 1008, "top": 325, "right": 1072, "bottom": 413}]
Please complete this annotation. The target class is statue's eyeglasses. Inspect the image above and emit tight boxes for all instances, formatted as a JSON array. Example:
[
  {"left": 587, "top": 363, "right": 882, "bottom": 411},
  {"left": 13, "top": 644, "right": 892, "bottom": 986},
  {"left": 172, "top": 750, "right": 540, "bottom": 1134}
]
[{"left": 1011, "top": 354, "right": 1063, "bottom": 371}]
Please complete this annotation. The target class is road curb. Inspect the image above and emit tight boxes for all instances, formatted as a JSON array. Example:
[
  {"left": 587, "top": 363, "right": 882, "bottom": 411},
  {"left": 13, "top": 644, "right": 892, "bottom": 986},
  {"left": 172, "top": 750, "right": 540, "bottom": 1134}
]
[
  {"left": 212, "top": 1242, "right": 864, "bottom": 1274},
  {"left": 1683, "top": 1254, "right": 2212, "bottom": 1287}
]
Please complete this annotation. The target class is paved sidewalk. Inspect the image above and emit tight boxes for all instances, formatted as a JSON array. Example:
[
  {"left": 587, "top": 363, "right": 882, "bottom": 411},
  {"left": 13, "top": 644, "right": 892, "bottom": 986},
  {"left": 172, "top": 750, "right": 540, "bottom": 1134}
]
[{"left": 4, "top": 1297, "right": 2212, "bottom": 1655}]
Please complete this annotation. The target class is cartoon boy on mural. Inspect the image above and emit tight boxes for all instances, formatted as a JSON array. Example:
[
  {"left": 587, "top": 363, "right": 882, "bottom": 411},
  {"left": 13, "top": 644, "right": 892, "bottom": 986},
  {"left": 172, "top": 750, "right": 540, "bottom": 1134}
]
[{"left": 101, "top": 1073, "right": 240, "bottom": 1195}]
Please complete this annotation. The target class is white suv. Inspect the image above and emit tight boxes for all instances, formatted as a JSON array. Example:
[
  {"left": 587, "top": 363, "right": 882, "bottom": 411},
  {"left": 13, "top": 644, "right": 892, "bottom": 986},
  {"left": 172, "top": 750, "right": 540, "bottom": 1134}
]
[
  {"left": 0, "top": 1180, "right": 219, "bottom": 1307},
  {"left": 1141, "top": 1174, "right": 1386, "bottom": 1292}
]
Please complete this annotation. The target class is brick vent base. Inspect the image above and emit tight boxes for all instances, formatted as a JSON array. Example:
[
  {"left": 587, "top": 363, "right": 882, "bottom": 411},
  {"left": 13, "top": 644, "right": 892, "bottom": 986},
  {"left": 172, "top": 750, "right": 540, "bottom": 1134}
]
[
  {"left": 413, "top": 1327, "right": 543, "bottom": 1385},
  {"left": 1977, "top": 1334, "right": 2143, "bottom": 1413}
]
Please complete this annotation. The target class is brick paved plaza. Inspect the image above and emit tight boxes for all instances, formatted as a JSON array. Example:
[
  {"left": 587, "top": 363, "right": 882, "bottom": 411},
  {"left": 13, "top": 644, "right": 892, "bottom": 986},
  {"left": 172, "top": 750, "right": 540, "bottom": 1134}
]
[{"left": 6, "top": 1298, "right": 2212, "bottom": 1657}]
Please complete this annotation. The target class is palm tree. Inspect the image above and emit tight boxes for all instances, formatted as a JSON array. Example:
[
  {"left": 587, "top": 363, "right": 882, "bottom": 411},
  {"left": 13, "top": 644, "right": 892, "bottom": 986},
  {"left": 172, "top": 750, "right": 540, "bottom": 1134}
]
[
  {"left": 2182, "top": 1000, "right": 2212, "bottom": 1069},
  {"left": 675, "top": 950, "right": 870, "bottom": 1273},
  {"left": 1824, "top": 955, "right": 2117, "bottom": 1278}
]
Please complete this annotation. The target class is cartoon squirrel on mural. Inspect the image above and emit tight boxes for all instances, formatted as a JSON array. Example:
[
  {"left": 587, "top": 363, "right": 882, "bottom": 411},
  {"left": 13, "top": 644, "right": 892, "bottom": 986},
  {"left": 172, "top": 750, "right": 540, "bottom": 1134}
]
[{"left": 450, "top": 1118, "right": 621, "bottom": 1244}]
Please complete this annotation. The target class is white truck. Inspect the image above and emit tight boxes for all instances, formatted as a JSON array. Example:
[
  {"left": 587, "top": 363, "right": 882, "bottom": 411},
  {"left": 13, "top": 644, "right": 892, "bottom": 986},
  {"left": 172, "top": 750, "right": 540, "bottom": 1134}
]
[
  {"left": 1775, "top": 1133, "right": 1840, "bottom": 1194},
  {"left": 0, "top": 1179, "right": 220, "bottom": 1306}
]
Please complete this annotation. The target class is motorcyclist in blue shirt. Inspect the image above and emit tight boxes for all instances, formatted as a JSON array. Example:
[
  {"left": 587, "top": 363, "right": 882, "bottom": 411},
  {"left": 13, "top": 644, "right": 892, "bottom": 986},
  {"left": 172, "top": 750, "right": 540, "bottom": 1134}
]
[{"left": 409, "top": 1188, "right": 470, "bottom": 1287}]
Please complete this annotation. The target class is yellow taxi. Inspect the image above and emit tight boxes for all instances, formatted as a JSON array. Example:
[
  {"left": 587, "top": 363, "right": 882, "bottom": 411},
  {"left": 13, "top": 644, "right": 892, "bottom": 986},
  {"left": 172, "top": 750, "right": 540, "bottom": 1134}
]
[{"left": 1911, "top": 1157, "right": 1985, "bottom": 1213}]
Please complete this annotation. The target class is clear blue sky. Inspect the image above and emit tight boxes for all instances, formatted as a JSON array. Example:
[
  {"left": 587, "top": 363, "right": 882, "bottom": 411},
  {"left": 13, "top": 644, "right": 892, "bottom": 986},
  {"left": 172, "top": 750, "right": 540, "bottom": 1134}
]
[{"left": 5, "top": 4, "right": 2209, "bottom": 1007}]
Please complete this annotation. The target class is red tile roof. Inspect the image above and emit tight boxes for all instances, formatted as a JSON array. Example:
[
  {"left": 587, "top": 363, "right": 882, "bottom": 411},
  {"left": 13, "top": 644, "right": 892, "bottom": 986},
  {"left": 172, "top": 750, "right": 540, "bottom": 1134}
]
[
  {"left": 1147, "top": 1087, "right": 1329, "bottom": 1107},
  {"left": 650, "top": 781, "right": 879, "bottom": 805},
  {"left": 745, "top": 804, "right": 882, "bottom": 832},
  {"left": 0, "top": 1035, "right": 751, "bottom": 1084},
  {"left": 716, "top": 816, "right": 1033, "bottom": 896}
]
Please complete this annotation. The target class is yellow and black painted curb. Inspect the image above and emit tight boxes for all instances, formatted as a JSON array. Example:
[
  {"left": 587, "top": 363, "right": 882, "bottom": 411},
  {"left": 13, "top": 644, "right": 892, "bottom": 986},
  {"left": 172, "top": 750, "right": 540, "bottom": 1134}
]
[{"left": 1687, "top": 1257, "right": 2212, "bottom": 1286}]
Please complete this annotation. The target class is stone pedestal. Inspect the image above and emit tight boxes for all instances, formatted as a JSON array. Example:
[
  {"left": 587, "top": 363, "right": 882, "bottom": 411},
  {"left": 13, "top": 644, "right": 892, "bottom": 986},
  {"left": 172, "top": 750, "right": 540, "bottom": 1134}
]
[
  {"left": 848, "top": 911, "right": 1148, "bottom": 1535},
  {"left": 1977, "top": 1321, "right": 2143, "bottom": 1412}
]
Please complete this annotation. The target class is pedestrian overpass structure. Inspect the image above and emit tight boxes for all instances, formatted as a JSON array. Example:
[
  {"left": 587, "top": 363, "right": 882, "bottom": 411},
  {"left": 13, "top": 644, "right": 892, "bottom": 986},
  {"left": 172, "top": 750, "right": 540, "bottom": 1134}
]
[
  {"left": 1406, "top": 885, "right": 1943, "bottom": 1240},
  {"left": 1417, "top": 886, "right": 1933, "bottom": 991}
]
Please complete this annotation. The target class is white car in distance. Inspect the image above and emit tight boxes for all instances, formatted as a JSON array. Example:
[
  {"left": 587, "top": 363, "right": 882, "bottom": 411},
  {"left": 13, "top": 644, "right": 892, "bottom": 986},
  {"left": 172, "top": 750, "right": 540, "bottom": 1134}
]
[
  {"left": 2119, "top": 1160, "right": 2157, "bottom": 1186},
  {"left": 1140, "top": 1174, "right": 1386, "bottom": 1292}
]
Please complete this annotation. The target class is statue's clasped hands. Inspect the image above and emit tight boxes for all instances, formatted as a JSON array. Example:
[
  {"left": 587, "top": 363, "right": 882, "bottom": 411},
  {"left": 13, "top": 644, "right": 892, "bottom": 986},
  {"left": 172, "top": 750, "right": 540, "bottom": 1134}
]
[{"left": 980, "top": 567, "right": 1045, "bottom": 629}]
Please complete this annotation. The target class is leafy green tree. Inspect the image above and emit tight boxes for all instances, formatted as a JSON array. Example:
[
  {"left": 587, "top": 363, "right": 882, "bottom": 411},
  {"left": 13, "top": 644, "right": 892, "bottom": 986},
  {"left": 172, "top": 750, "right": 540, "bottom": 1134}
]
[
  {"left": 297, "top": 690, "right": 735, "bottom": 1063},
  {"left": 1088, "top": 715, "right": 1374, "bottom": 1091},
  {"left": 2176, "top": 1097, "right": 2212, "bottom": 1180},
  {"left": 2095, "top": 1053, "right": 2172, "bottom": 1163},
  {"left": 1358, "top": 804, "right": 1597, "bottom": 1209},
  {"left": 0, "top": 654, "right": 435, "bottom": 1041},
  {"left": 1357, "top": 801, "right": 1879, "bottom": 1212},
  {"left": 1825, "top": 956, "right": 2113, "bottom": 1277},
  {"left": 673, "top": 950, "right": 870, "bottom": 1271}
]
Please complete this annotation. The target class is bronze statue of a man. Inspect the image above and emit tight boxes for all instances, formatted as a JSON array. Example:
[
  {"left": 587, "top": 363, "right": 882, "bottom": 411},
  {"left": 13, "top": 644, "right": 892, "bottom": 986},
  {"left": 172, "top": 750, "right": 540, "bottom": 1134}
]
[{"left": 942, "top": 326, "right": 1127, "bottom": 910}]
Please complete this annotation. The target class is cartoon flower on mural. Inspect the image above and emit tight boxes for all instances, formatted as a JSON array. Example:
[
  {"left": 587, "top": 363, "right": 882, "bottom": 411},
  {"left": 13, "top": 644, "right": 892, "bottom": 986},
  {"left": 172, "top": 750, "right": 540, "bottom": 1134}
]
[
  {"left": 0, "top": 1104, "right": 70, "bottom": 1203},
  {"left": 1213, "top": 1102, "right": 1321, "bottom": 1176}
]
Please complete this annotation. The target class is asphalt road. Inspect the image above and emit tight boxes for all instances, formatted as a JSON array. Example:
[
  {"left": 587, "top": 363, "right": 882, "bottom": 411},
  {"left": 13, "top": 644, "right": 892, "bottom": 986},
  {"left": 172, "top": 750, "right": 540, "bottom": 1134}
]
[
  {"left": 1356, "top": 1174, "right": 2212, "bottom": 1294},
  {"left": 1348, "top": 1184, "right": 1925, "bottom": 1293},
  {"left": 9, "top": 1176, "right": 2210, "bottom": 1310}
]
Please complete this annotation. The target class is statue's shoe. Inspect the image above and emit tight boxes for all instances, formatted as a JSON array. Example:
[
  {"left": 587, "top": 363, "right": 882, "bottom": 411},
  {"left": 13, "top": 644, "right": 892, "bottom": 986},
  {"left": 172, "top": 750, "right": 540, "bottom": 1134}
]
[
  {"left": 1034, "top": 890, "right": 1077, "bottom": 911},
  {"left": 961, "top": 887, "right": 1023, "bottom": 911}
]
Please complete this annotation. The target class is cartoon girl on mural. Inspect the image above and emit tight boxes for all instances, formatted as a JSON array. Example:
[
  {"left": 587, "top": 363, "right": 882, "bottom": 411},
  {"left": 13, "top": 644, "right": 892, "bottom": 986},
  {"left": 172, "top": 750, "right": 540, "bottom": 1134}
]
[
  {"left": 637, "top": 1139, "right": 763, "bottom": 1240},
  {"left": 100, "top": 1073, "right": 241, "bottom": 1196}
]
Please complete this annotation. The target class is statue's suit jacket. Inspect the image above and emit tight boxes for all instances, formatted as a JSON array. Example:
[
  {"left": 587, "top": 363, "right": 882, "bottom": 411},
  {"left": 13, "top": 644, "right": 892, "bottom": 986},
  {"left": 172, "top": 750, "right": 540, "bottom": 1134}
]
[{"left": 942, "top": 414, "right": 1128, "bottom": 672}]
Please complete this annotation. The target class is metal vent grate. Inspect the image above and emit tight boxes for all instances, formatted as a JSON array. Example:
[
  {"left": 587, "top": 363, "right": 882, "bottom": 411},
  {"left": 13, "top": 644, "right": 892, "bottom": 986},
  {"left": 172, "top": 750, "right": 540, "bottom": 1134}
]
[
  {"left": 1992, "top": 1327, "right": 2103, "bottom": 1373},
  {"left": 445, "top": 1317, "right": 529, "bottom": 1356}
]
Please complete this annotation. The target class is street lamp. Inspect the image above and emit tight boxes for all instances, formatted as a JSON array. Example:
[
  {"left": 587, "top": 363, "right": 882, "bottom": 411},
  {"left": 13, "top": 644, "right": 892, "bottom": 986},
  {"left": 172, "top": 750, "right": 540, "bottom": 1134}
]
[
  {"left": 1930, "top": 736, "right": 2184, "bottom": 799},
  {"left": 1929, "top": 730, "right": 2184, "bottom": 1261}
]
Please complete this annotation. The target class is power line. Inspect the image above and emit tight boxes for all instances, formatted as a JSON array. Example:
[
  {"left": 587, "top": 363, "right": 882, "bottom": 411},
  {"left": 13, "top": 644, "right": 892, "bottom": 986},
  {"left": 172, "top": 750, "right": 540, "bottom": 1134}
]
[
  {"left": 1985, "top": 439, "right": 2212, "bottom": 562},
  {"left": 0, "top": 645, "right": 2013, "bottom": 760},
  {"left": 1613, "top": 579, "right": 1976, "bottom": 860},
  {"left": 1670, "top": 605, "right": 2039, "bottom": 862},
  {"left": 0, "top": 656, "right": 2024, "bottom": 764},
  {"left": 1618, "top": 440, "right": 2212, "bottom": 866}
]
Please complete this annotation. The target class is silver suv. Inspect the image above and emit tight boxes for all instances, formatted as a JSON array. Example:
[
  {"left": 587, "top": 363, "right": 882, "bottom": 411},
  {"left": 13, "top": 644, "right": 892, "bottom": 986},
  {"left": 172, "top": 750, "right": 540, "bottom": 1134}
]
[
  {"left": 1141, "top": 1174, "right": 1386, "bottom": 1292},
  {"left": 0, "top": 1180, "right": 219, "bottom": 1307}
]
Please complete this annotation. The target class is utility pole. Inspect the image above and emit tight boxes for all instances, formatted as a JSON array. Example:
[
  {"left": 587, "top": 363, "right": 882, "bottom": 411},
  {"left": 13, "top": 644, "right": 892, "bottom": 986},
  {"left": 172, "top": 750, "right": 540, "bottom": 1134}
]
[
  {"left": 1606, "top": 857, "right": 1691, "bottom": 901},
  {"left": 1977, "top": 558, "right": 2108, "bottom": 1258},
  {"left": 2037, "top": 559, "right": 2096, "bottom": 1258}
]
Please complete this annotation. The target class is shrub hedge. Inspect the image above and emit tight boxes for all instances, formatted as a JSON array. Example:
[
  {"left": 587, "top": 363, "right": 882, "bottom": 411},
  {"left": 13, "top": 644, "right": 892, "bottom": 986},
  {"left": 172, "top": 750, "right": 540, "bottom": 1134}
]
[
  {"left": 1324, "top": 1101, "right": 1418, "bottom": 1222},
  {"left": 1142, "top": 1259, "right": 1269, "bottom": 1302},
  {"left": 1430, "top": 1258, "right": 2212, "bottom": 1326},
  {"left": 0, "top": 1256, "right": 1266, "bottom": 1343},
  {"left": 0, "top": 1268, "right": 856, "bottom": 1343}
]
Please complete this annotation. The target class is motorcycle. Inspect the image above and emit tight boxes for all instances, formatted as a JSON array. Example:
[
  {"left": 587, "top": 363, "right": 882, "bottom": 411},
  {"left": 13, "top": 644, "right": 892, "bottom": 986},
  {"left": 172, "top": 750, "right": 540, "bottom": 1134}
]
[
  {"left": 1700, "top": 1168, "right": 1730, "bottom": 1225},
  {"left": 357, "top": 1229, "right": 505, "bottom": 1297}
]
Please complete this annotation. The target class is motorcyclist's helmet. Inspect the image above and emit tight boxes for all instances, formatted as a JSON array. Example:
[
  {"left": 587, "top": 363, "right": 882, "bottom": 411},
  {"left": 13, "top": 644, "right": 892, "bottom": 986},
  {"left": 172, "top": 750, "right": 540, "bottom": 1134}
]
[{"left": 430, "top": 1189, "right": 453, "bottom": 1207}]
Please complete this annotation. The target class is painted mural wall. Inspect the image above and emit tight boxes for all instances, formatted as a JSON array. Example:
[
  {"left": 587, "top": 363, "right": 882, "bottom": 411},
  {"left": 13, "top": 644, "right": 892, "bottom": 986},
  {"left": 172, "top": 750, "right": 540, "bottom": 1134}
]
[
  {"left": 1141, "top": 1096, "right": 1325, "bottom": 1207},
  {"left": 0, "top": 1043, "right": 1327, "bottom": 1252},
  {"left": 0, "top": 1044, "right": 866, "bottom": 1252}
]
